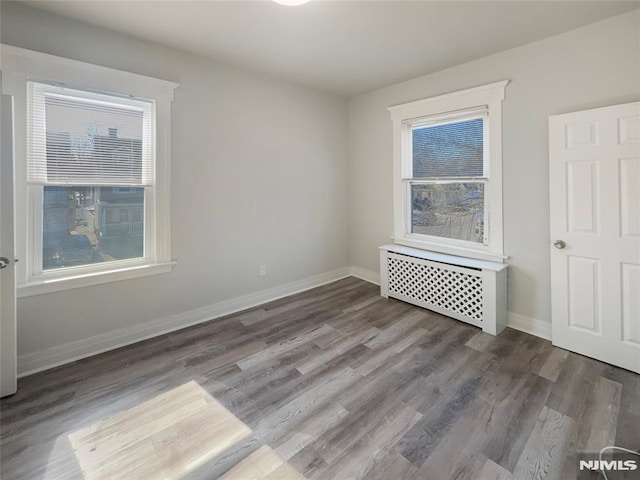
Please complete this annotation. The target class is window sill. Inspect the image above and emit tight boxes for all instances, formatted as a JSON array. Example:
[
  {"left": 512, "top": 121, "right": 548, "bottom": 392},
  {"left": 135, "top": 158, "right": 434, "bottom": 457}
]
[
  {"left": 391, "top": 237, "right": 508, "bottom": 264},
  {"left": 17, "top": 261, "right": 176, "bottom": 298}
]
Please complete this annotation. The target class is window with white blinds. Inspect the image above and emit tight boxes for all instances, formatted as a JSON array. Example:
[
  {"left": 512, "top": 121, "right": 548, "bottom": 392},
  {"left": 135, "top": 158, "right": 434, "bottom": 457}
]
[
  {"left": 389, "top": 81, "right": 508, "bottom": 262},
  {"left": 403, "top": 107, "right": 489, "bottom": 245},
  {"left": 5, "top": 45, "right": 177, "bottom": 295},
  {"left": 24, "top": 83, "right": 157, "bottom": 273},
  {"left": 27, "top": 82, "right": 154, "bottom": 186}
]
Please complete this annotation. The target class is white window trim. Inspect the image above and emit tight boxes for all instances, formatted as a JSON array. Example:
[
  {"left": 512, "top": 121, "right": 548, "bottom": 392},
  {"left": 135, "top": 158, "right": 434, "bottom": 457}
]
[
  {"left": 1, "top": 44, "right": 179, "bottom": 297},
  {"left": 388, "top": 80, "right": 509, "bottom": 263}
]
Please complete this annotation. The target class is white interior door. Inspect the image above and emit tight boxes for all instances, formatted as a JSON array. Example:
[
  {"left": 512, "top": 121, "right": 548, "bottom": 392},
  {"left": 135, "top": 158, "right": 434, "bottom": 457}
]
[
  {"left": 1, "top": 91, "right": 17, "bottom": 397},
  {"left": 550, "top": 101, "right": 640, "bottom": 374}
]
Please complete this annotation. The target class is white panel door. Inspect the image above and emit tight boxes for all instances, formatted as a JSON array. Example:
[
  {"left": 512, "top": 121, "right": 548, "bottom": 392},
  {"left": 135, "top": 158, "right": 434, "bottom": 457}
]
[
  {"left": 550, "top": 101, "right": 640, "bottom": 374},
  {"left": 1, "top": 92, "right": 17, "bottom": 397}
]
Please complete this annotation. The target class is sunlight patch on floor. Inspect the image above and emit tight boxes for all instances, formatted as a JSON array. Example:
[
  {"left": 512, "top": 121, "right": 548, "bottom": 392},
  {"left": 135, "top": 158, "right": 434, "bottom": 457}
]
[
  {"left": 220, "top": 445, "right": 308, "bottom": 480},
  {"left": 68, "top": 381, "right": 251, "bottom": 480}
]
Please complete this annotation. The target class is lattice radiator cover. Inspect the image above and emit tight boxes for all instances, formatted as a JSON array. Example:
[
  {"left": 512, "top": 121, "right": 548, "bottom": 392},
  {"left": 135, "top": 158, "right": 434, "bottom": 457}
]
[
  {"left": 387, "top": 254, "right": 484, "bottom": 325},
  {"left": 379, "top": 245, "right": 507, "bottom": 335}
]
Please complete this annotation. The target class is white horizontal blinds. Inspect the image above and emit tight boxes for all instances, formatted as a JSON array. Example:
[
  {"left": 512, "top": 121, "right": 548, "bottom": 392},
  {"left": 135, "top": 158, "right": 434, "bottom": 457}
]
[
  {"left": 410, "top": 106, "right": 488, "bottom": 179},
  {"left": 27, "top": 82, "right": 154, "bottom": 186}
]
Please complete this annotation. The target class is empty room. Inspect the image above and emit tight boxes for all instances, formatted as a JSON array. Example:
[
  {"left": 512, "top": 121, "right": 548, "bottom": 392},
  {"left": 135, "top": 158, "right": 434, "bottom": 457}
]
[{"left": 0, "top": 1, "right": 639, "bottom": 479}]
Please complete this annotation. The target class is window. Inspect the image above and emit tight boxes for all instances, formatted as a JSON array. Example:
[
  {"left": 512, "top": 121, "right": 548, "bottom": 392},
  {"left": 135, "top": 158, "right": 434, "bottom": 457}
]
[
  {"left": 389, "top": 81, "right": 508, "bottom": 262},
  {"left": 2, "top": 45, "right": 178, "bottom": 296},
  {"left": 31, "top": 83, "right": 151, "bottom": 271}
]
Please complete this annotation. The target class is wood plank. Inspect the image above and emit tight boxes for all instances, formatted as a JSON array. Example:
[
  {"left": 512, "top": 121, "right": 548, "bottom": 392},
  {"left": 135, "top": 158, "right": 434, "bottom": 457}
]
[
  {"left": 558, "top": 375, "right": 622, "bottom": 480},
  {"left": 582, "top": 376, "right": 622, "bottom": 451},
  {"left": 511, "top": 406, "right": 575, "bottom": 480},
  {"left": 464, "top": 331, "right": 496, "bottom": 352},
  {"left": 364, "top": 450, "right": 418, "bottom": 480},
  {"left": 479, "top": 372, "right": 553, "bottom": 472},
  {"left": 415, "top": 397, "right": 495, "bottom": 478},
  {"left": 546, "top": 354, "right": 605, "bottom": 420},
  {"left": 364, "top": 310, "right": 426, "bottom": 349},
  {"left": 237, "top": 324, "right": 335, "bottom": 370},
  {"left": 294, "top": 327, "right": 379, "bottom": 375},
  {"left": 395, "top": 374, "right": 485, "bottom": 466},
  {"left": 219, "top": 445, "right": 307, "bottom": 480},
  {"left": 264, "top": 461, "right": 308, "bottom": 480},
  {"left": 274, "top": 402, "right": 349, "bottom": 460},
  {"left": 403, "top": 347, "right": 497, "bottom": 415},
  {"left": 601, "top": 366, "right": 640, "bottom": 451},
  {"left": 479, "top": 458, "right": 513, "bottom": 480},
  {"left": 288, "top": 446, "right": 328, "bottom": 479},
  {"left": 315, "top": 402, "right": 422, "bottom": 480},
  {"left": 536, "top": 348, "right": 569, "bottom": 382},
  {"left": 354, "top": 328, "right": 428, "bottom": 376}
]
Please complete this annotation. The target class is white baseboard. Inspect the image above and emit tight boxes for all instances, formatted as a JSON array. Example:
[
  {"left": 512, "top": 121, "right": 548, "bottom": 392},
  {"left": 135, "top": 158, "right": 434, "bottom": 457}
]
[
  {"left": 507, "top": 312, "right": 552, "bottom": 341},
  {"left": 350, "top": 266, "right": 380, "bottom": 285},
  {"left": 17, "top": 267, "right": 352, "bottom": 377}
]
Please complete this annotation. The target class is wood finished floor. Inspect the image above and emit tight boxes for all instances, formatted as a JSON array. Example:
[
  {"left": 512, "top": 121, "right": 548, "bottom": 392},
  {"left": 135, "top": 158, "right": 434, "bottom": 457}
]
[{"left": 1, "top": 277, "right": 639, "bottom": 480}]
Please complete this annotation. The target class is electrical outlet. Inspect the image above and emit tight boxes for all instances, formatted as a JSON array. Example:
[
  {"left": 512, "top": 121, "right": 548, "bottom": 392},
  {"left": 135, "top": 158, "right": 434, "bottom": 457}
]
[{"left": 259, "top": 264, "right": 267, "bottom": 277}]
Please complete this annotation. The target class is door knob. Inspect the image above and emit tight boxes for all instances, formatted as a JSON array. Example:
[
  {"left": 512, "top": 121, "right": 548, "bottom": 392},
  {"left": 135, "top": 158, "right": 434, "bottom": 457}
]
[
  {"left": 554, "top": 240, "right": 566, "bottom": 249},
  {"left": 0, "top": 257, "right": 9, "bottom": 269}
]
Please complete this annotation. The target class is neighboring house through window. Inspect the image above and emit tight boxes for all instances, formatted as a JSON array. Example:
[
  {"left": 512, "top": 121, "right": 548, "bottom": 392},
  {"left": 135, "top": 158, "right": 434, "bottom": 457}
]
[
  {"left": 389, "top": 81, "right": 508, "bottom": 262},
  {"left": 34, "top": 83, "right": 149, "bottom": 270},
  {"left": 1, "top": 45, "right": 178, "bottom": 296}
]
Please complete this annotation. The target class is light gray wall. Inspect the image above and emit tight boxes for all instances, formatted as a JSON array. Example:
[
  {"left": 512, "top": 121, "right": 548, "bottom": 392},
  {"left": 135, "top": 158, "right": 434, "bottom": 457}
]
[
  {"left": 348, "top": 11, "right": 640, "bottom": 324},
  {"left": 1, "top": 3, "right": 350, "bottom": 357}
]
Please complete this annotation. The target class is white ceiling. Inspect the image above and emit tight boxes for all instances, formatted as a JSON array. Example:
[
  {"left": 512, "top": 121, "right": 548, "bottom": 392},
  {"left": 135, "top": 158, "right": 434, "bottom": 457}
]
[{"left": 20, "top": 0, "right": 640, "bottom": 96}]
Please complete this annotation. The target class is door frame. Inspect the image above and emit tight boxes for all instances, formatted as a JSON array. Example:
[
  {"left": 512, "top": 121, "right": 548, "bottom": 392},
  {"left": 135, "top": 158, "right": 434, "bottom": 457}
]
[{"left": 1, "top": 90, "right": 17, "bottom": 397}]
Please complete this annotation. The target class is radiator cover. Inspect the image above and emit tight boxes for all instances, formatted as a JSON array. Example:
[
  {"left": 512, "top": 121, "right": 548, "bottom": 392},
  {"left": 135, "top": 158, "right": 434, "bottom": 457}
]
[{"left": 380, "top": 245, "right": 508, "bottom": 335}]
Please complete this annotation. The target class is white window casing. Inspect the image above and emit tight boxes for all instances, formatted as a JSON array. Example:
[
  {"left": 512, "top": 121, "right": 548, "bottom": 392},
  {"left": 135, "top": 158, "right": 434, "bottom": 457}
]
[
  {"left": 388, "top": 80, "right": 509, "bottom": 263},
  {"left": 1, "top": 44, "right": 179, "bottom": 296}
]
